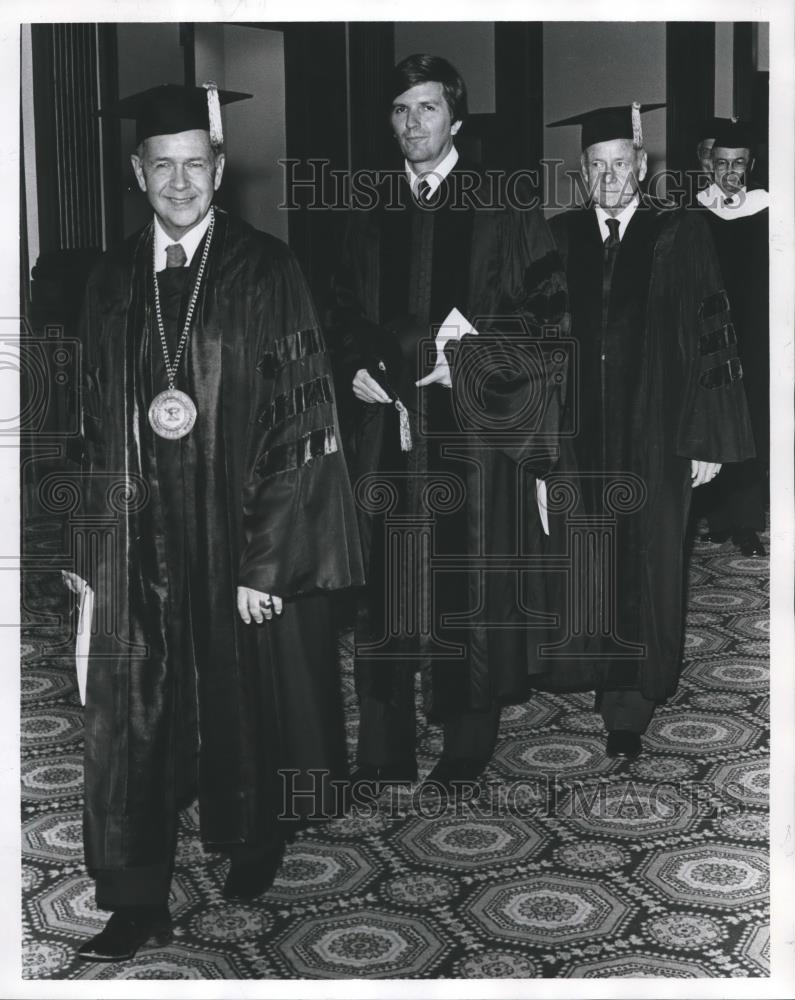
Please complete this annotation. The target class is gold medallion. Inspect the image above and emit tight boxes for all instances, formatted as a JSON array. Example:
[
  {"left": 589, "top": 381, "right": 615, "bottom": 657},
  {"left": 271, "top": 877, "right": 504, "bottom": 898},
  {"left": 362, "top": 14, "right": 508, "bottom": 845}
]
[{"left": 148, "top": 388, "right": 197, "bottom": 440}]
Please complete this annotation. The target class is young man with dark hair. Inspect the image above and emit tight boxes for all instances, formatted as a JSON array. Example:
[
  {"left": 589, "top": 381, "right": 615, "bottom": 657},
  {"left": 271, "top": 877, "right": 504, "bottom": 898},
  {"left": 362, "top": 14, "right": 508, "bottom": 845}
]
[{"left": 329, "top": 55, "right": 568, "bottom": 795}]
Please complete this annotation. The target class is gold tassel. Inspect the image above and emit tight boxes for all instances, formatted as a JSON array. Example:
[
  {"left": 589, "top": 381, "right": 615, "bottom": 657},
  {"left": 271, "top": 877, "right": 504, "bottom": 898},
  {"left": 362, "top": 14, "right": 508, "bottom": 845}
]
[
  {"left": 395, "top": 400, "right": 413, "bottom": 452},
  {"left": 631, "top": 101, "right": 642, "bottom": 148},
  {"left": 203, "top": 81, "right": 224, "bottom": 146}
]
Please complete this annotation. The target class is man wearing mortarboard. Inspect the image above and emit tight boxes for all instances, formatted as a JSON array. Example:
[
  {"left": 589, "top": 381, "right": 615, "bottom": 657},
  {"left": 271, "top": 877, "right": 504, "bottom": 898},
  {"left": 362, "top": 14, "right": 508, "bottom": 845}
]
[
  {"left": 693, "top": 118, "right": 769, "bottom": 557},
  {"left": 63, "top": 83, "right": 363, "bottom": 960},
  {"left": 695, "top": 115, "right": 721, "bottom": 188},
  {"left": 540, "top": 103, "right": 754, "bottom": 758}
]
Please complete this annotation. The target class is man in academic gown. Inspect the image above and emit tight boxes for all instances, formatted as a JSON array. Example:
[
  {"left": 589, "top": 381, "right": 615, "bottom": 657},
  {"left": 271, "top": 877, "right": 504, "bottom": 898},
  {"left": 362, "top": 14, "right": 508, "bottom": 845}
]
[
  {"left": 328, "top": 54, "right": 569, "bottom": 794},
  {"left": 64, "top": 84, "right": 363, "bottom": 960},
  {"left": 694, "top": 115, "right": 720, "bottom": 190},
  {"left": 543, "top": 103, "right": 754, "bottom": 758},
  {"left": 694, "top": 118, "right": 769, "bottom": 556}
]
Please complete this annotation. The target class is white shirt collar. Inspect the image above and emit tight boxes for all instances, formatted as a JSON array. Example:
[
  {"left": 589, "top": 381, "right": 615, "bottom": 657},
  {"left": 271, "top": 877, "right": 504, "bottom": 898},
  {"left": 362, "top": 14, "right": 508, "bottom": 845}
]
[
  {"left": 406, "top": 145, "right": 459, "bottom": 198},
  {"left": 594, "top": 196, "right": 640, "bottom": 243},
  {"left": 153, "top": 209, "right": 213, "bottom": 272},
  {"left": 697, "top": 182, "right": 769, "bottom": 220}
]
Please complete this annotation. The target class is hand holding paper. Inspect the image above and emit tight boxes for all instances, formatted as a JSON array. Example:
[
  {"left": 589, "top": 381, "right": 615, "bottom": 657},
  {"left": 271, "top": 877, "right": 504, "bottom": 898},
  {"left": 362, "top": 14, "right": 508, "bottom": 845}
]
[{"left": 415, "top": 306, "right": 478, "bottom": 389}]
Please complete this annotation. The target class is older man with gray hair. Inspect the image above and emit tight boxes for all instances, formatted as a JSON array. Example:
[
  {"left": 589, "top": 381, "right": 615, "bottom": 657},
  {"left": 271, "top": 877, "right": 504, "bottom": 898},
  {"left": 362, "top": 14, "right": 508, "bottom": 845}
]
[
  {"left": 543, "top": 102, "right": 754, "bottom": 758},
  {"left": 65, "top": 82, "right": 362, "bottom": 960}
]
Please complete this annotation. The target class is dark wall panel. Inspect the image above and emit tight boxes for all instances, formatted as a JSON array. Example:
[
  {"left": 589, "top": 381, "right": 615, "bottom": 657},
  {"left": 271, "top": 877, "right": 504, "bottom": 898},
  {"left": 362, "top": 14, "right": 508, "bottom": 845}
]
[
  {"left": 666, "top": 22, "right": 715, "bottom": 181},
  {"left": 31, "top": 23, "right": 104, "bottom": 254},
  {"left": 348, "top": 22, "right": 395, "bottom": 171},
  {"left": 283, "top": 23, "right": 348, "bottom": 301}
]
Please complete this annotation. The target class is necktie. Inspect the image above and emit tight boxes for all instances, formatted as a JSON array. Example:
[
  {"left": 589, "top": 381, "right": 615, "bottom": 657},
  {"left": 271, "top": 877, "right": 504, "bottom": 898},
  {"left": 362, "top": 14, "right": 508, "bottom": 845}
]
[
  {"left": 165, "top": 243, "right": 187, "bottom": 268},
  {"left": 415, "top": 178, "right": 431, "bottom": 204},
  {"left": 601, "top": 217, "right": 620, "bottom": 329}
]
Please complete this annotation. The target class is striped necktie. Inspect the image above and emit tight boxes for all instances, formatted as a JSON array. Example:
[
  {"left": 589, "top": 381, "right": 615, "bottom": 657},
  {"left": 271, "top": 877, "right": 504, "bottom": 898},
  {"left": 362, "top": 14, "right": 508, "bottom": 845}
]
[
  {"left": 165, "top": 243, "right": 187, "bottom": 268},
  {"left": 415, "top": 178, "right": 431, "bottom": 204}
]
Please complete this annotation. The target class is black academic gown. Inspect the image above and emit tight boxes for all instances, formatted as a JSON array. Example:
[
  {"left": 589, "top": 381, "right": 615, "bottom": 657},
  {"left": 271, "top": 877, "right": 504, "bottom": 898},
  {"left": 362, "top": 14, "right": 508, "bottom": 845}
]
[
  {"left": 695, "top": 204, "right": 769, "bottom": 531},
  {"left": 75, "top": 209, "right": 363, "bottom": 877},
  {"left": 543, "top": 202, "right": 755, "bottom": 702},
  {"left": 327, "top": 164, "right": 569, "bottom": 722}
]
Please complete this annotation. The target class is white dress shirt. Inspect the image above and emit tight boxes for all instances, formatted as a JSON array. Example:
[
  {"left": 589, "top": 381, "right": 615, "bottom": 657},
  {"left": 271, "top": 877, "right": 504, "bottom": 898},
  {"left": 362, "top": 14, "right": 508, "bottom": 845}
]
[
  {"left": 406, "top": 145, "right": 459, "bottom": 199},
  {"left": 594, "top": 196, "right": 640, "bottom": 242},
  {"left": 153, "top": 209, "right": 214, "bottom": 272}
]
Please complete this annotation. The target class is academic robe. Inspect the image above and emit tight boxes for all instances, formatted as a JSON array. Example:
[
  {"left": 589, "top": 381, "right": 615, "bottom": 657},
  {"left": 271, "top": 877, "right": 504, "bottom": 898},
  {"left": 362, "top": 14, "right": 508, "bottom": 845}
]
[
  {"left": 327, "top": 165, "right": 569, "bottom": 720},
  {"left": 75, "top": 208, "right": 363, "bottom": 874},
  {"left": 695, "top": 203, "right": 769, "bottom": 531},
  {"left": 542, "top": 202, "right": 755, "bottom": 702}
]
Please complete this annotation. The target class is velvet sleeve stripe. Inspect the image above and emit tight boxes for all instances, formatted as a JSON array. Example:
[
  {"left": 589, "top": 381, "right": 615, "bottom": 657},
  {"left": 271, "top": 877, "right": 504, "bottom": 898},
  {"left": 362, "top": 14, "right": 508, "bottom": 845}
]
[
  {"left": 256, "top": 327, "right": 325, "bottom": 376},
  {"left": 257, "top": 374, "right": 333, "bottom": 427},
  {"left": 699, "top": 357, "right": 744, "bottom": 389},
  {"left": 699, "top": 323, "right": 737, "bottom": 356},
  {"left": 255, "top": 425, "right": 338, "bottom": 477},
  {"left": 699, "top": 307, "right": 736, "bottom": 336},
  {"left": 697, "top": 289, "right": 731, "bottom": 323}
]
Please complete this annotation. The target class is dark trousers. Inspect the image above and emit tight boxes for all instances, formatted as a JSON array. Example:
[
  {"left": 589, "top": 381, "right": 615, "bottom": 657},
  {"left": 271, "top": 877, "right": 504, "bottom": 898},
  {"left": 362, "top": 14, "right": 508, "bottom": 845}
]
[
  {"left": 598, "top": 688, "right": 656, "bottom": 735},
  {"left": 356, "top": 386, "right": 501, "bottom": 770},
  {"left": 357, "top": 669, "right": 500, "bottom": 769},
  {"left": 94, "top": 845, "right": 271, "bottom": 910}
]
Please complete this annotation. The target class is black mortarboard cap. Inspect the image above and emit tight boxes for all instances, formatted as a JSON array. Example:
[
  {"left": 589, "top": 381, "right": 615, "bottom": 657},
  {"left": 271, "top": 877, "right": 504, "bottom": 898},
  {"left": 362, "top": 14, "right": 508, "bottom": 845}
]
[
  {"left": 98, "top": 83, "right": 252, "bottom": 145},
  {"left": 697, "top": 116, "right": 722, "bottom": 142},
  {"left": 711, "top": 117, "right": 758, "bottom": 150},
  {"left": 547, "top": 102, "right": 666, "bottom": 150}
]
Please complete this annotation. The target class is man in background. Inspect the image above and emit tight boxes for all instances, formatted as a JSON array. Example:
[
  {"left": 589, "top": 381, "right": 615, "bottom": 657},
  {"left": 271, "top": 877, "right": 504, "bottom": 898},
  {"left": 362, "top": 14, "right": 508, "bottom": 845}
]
[
  {"left": 695, "top": 116, "right": 719, "bottom": 188},
  {"left": 695, "top": 117, "right": 769, "bottom": 556}
]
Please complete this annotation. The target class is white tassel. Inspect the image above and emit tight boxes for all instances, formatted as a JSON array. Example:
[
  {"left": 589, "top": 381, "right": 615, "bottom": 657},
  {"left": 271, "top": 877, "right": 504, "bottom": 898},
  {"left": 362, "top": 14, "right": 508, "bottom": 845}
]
[
  {"left": 631, "top": 101, "right": 642, "bottom": 148},
  {"left": 203, "top": 81, "right": 224, "bottom": 146},
  {"left": 395, "top": 400, "right": 413, "bottom": 452}
]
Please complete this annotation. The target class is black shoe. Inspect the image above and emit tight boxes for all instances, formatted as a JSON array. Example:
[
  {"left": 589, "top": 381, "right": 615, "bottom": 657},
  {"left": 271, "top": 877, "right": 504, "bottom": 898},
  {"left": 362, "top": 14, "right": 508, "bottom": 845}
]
[
  {"left": 732, "top": 527, "right": 766, "bottom": 557},
  {"left": 223, "top": 843, "right": 284, "bottom": 900},
  {"left": 422, "top": 757, "right": 485, "bottom": 795},
  {"left": 77, "top": 906, "right": 172, "bottom": 962},
  {"left": 349, "top": 762, "right": 418, "bottom": 790},
  {"left": 606, "top": 731, "right": 642, "bottom": 759}
]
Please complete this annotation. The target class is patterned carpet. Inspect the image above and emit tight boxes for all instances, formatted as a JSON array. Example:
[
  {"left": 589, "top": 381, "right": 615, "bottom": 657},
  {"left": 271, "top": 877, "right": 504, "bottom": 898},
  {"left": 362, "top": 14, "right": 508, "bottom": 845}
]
[{"left": 21, "top": 516, "right": 769, "bottom": 980}]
